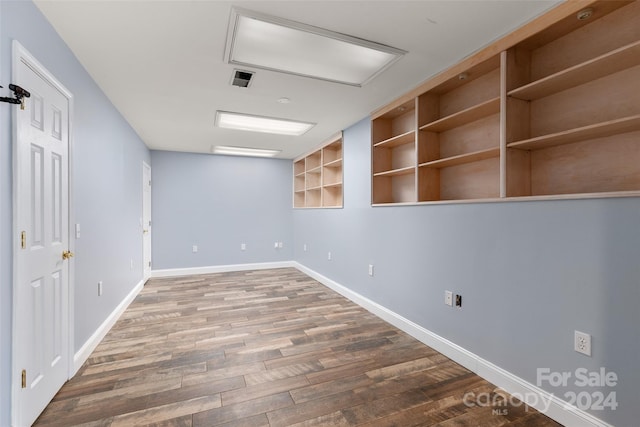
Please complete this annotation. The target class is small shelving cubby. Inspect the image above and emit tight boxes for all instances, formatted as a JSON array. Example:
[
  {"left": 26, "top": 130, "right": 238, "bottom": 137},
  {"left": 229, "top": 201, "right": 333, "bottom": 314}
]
[
  {"left": 293, "top": 133, "right": 343, "bottom": 208},
  {"left": 505, "top": 0, "right": 640, "bottom": 197},
  {"left": 293, "top": 159, "right": 306, "bottom": 208},
  {"left": 371, "top": 98, "right": 417, "bottom": 204},
  {"left": 417, "top": 55, "right": 501, "bottom": 201},
  {"left": 322, "top": 140, "right": 343, "bottom": 207}
]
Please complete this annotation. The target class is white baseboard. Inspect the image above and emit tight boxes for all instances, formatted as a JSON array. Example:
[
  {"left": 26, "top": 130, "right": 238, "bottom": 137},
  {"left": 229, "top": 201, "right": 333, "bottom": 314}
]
[
  {"left": 293, "top": 262, "right": 612, "bottom": 427},
  {"left": 72, "top": 278, "right": 145, "bottom": 374},
  {"left": 151, "top": 261, "right": 295, "bottom": 278}
]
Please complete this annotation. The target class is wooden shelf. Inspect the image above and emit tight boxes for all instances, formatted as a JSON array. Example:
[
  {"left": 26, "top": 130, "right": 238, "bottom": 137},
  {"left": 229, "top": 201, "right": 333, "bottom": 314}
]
[
  {"left": 508, "top": 115, "right": 640, "bottom": 151},
  {"left": 374, "top": 166, "right": 415, "bottom": 177},
  {"left": 371, "top": 1, "right": 640, "bottom": 205},
  {"left": 294, "top": 134, "right": 343, "bottom": 208},
  {"left": 419, "top": 147, "right": 500, "bottom": 169},
  {"left": 324, "top": 158, "right": 342, "bottom": 168},
  {"left": 324, "top": 181, "right": 343, "bottom": 188},
  {"left": 509, "top": 40, "right": 640, "bottom": 101},
  {"left": 374, "top": 130, "right": 415, "bottom": 148},
  {"left": 419, "top": 97, "right": 500, "bottom": 133}
]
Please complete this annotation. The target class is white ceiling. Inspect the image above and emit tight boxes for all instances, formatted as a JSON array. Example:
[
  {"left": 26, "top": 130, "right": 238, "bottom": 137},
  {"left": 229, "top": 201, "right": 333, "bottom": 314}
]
[{"left": 34, "top": 0, "right": 560, "bottom": 159}]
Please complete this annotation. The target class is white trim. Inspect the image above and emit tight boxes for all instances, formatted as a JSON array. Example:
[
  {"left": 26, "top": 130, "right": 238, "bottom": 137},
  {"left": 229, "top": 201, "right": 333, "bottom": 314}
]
[
  {"left": 293, "top": 262, "right": 614, "bottom": 427},
  {"left": 151, "top": 261, "right": 295, "bottom": 278},
  {"left": 475, "top": 359, "right": 614, "bottom": 427},
  {"left": 67, "top": 86, "right": 76, "bottom": 379},
  {"left": 72, "top": 279, "right": 145, "bottom": 374},
  {"left": 142, "top": 161, "right": 151, "bottom": 282}
]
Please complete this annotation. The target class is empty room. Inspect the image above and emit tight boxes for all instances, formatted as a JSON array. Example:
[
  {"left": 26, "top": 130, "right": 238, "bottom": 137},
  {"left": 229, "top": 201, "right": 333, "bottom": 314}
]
[{"left": 1, "top": 0, "right": 639, "bottom": 426}]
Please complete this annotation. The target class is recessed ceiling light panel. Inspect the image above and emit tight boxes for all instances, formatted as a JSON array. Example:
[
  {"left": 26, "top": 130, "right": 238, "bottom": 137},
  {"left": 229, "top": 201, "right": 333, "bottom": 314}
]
[
  {"left": 224, "top": 8, "right": 406, "bottom": 86},
  {"left": 215, "top": 111, "right": 315, "bottom": 136},
  {"left": 212, "top": 145, "right": 281, "bottom": 158}
]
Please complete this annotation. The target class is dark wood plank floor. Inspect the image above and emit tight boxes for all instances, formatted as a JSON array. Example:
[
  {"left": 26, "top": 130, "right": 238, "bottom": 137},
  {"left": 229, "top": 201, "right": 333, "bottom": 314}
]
[{"left": 34, "top": 268, "right": 562, "bottom": 426}]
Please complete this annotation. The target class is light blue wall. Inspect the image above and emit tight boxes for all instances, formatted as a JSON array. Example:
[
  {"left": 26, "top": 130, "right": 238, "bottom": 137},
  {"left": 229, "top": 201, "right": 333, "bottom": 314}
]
[
  {"left": 151, "top": 150, "right": 293, "bottom": 269},
  {"left": 0, "top": 1, "right": 150, "bottom": 425},
  {"left": 293, "top": 117, "right": 640, "bottom": 426}
]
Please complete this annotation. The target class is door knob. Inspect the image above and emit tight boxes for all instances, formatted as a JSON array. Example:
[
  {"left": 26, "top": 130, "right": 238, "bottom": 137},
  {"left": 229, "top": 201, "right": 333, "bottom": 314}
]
[
  {"left": 143, "top": 229, "right": 149, "bottom": 234},
  {"left": 62, "top": 250, "right": 74, "bottom": 260}
]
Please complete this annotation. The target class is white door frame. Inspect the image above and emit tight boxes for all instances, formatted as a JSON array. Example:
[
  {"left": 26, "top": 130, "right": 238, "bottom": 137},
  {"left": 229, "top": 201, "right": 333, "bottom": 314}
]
[
  {"left": 142, "top": 161, "right": 151, "bottom": 280},
  {"left": 11, "top": 40, "right": 75, "bottom": 425}
]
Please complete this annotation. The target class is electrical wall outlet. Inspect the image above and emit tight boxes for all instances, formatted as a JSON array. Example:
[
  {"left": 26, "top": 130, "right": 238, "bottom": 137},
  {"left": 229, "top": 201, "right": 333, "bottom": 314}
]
[
  {"left": 368, "top": 264, "right": 374, "bottom": 276},
  {"left": 575, "top": 330, "right": 592, "bottom": 356},
  {"left": 278, "top": 242, "right": 283, "bottom": 249},
  {"left": 303, "top": 244, "right": 307, "bottom": 252},
  {"left": 240, "top": 243, "right": 246, "bottom": 251},
  {"left": 455, "top": 294, "right": 462, "bottom": 307},
  {"left": 445, "top": 291, "right": 453, "bottom": 306},
  {"left": 327, "top": 252, "right": 332, "bottom": 260},
  {"left": 192, "top": 245, "right": 198, "bottom": 253},
  {"left": 274, "top": 242, "right": 279, "bottom": 249},
  {"left": 98, "top": 281, "right": 103, "bottom": 296}
]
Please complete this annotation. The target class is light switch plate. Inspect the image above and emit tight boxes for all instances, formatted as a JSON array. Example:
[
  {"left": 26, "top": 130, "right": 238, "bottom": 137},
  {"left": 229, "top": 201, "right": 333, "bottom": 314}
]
[{"left": 445, "top": 291, "right": 453, "bottom": 306}]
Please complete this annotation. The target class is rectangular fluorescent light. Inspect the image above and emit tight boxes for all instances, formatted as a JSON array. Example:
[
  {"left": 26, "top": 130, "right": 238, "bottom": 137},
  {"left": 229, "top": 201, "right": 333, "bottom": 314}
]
[
  {"left": 225, "top": 8, "right": 406, "bottom": 87},
  {"left": 216, "top": 111, "right": 315, "bottom": 136},
  {"left": 212, "top": 145, "right": 281, "bottom": 158}
]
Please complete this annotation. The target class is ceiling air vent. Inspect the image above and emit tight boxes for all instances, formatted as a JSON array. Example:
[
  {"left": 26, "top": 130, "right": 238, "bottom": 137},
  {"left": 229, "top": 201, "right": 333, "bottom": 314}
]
[{"left": 231, "top": 69, "right": 254, "bottom": 88}]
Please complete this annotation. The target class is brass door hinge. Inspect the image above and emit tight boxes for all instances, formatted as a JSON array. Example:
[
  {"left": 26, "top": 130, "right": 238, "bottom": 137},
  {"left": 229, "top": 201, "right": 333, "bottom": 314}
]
[
  {"left": 21, "top": 369, "right": 26, "bottom": 388},
  {"left": 21, "top": 231, "right": 26, "bottom": 249}
]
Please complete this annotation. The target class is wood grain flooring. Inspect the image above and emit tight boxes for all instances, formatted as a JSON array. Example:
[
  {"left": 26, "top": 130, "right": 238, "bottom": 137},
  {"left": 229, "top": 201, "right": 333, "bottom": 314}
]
[{"left": 33, "top": 268, "right": 562, "bottom": 426}]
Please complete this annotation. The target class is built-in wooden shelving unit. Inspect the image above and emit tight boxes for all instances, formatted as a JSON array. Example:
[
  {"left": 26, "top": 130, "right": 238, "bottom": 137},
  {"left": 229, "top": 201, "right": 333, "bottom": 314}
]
[
  {"left": 371, "top": 0, "right": 640, "bottom": 205},
  {"left": 294, "top": 133, "right": 343, "bottom": 208}
]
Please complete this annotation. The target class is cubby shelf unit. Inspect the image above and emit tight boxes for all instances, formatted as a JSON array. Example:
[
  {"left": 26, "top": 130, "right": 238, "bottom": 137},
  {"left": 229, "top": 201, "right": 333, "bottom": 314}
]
[
  {"left": 293, "top": 134, "right": 343, "bottom": 208},
  {"left": 371, "top": 0, "right": 640, "bottom": 205}
]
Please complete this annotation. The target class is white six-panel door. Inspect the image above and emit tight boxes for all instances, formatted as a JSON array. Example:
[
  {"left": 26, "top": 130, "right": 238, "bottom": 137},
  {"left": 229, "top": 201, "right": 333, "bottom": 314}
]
[{"left": 12, "top": 42, "right": 73, "bottom": 427}]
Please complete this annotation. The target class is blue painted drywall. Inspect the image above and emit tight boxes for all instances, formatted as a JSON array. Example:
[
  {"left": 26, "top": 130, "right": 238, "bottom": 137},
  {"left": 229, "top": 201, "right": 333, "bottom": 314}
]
[
  {"left": 151, "top": 150, "right": 293, "bottom": 269},
  {"left": 0, "top": 1, "right": 150, "bottom": 425},
  {"left": 293, "top": 117, "right": 640, "bottom": 426}
]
